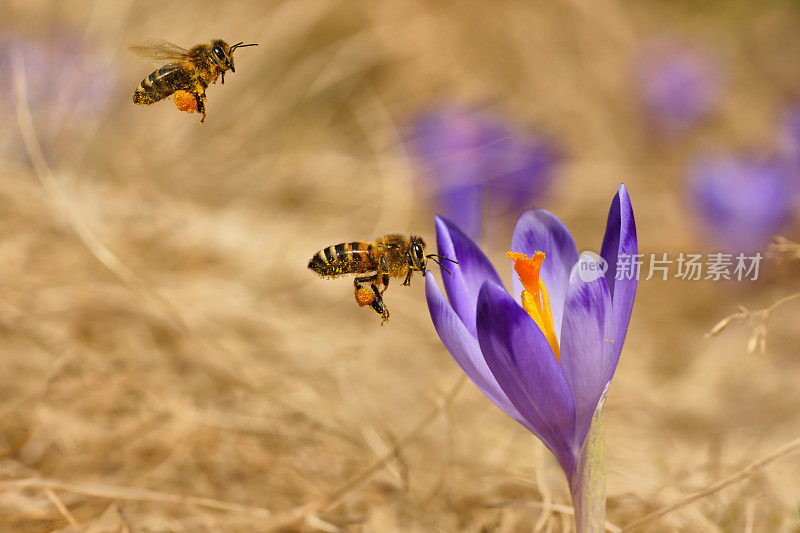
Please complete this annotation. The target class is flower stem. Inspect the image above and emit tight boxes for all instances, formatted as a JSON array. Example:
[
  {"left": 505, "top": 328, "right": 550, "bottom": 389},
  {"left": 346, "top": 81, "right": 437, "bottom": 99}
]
[{"left": 571, "top": 394, "right": 607, "bottom": 532}]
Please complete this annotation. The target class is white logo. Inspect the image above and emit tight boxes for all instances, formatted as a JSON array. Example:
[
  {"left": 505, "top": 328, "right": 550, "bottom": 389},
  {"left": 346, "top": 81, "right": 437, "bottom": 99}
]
[{"left": 578, "top": 251, "right": 608, "bottom": 282}]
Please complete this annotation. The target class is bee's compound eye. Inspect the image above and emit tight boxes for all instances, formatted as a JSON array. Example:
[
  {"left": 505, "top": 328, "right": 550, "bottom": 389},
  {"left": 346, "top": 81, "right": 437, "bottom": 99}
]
[
  {"left": 414, "top": 244, "right": 424, "bottom": 261},
  {"left": 213, "top": 46, "right": 224, "bottom": 59}
]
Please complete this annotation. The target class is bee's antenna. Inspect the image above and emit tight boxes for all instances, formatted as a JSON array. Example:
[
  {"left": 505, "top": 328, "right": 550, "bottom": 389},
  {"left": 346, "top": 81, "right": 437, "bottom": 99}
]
[
  {"left": 426, "top": 254, "right": 458, "bottom": 276},
  {"left": 426, "top": 254, "right": 458, "bottom": 265},
  {"left": 428, "top": 258, "right": 453, "bottom": 276},
  {"left": 230, "top": 42, "right": 258, "bottom": 52}
]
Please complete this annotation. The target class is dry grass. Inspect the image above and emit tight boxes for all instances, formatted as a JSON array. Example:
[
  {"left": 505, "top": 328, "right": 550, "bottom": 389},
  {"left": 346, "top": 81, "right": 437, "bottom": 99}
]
[{"left": 1, "top": 0, "right": 800, "bottom": 531}]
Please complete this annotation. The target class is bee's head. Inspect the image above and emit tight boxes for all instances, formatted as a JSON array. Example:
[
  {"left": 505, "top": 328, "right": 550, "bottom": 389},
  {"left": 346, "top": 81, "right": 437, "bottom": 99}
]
[
  {"left": 210, "top": 39, "right": 257, "bottom": 73},
  {"left": 409, "top": 235, "right": 427, "bottom": 274}
]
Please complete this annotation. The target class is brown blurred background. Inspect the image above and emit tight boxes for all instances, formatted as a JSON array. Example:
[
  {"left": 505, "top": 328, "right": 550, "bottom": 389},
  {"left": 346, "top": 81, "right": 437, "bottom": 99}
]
[{"left": 1, "top": 0, "right": 800, "bottom": 531}]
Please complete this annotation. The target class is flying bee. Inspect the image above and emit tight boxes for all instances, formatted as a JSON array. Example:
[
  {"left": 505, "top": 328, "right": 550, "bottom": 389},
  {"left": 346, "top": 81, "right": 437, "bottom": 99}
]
[
  {"left": 308, "top": 234, "right": 457, "bottom": 324},
  {"left": 129, "top": 38, "right": 257, "bottom": 123}
]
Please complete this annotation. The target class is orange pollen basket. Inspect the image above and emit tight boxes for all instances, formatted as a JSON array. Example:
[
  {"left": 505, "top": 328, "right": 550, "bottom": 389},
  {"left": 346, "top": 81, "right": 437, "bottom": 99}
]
[
  {"left": 173, "top": 90, "right": 198, "bottom": 114},
  {"left": 506, "top": 251, "right": 560, "bottom": 361}
]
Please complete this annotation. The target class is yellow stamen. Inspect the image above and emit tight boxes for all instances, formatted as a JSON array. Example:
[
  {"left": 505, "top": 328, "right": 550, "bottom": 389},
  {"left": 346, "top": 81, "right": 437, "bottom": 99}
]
[{"left": 507, "top": 251, "right": 560, "bottom": 361}]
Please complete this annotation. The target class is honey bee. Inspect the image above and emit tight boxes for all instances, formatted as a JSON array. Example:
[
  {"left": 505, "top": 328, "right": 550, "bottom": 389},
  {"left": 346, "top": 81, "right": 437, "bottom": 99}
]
[
  {"left": 308, "top": 234, "right": 456, "bottom": 324},
  {"left": 129, "top": 39, "right": 257, "bottom": 123}
]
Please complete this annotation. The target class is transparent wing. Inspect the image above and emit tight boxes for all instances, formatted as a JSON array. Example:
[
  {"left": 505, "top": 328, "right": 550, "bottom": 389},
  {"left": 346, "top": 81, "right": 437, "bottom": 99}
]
[{"left": 128, "top": 39, "right": 191, "bottom": 62}]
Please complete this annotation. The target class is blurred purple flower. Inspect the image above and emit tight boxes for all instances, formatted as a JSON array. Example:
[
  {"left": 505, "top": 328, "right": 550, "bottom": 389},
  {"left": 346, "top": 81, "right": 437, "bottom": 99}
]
[
  {"left": 426, "top": 185, "right": 637, "bottom": 530},
  {"left": 635, "top": 39, "right": 722, "bottom": 132},
  {"left": 0, "top": 30, "right": 117, "bottom": 158},
  {"left": 409, "top": 107, "right": 558, "bottom": 240},
  {"left": 689, "top": 154, "right": 798, "bottom": 252}
]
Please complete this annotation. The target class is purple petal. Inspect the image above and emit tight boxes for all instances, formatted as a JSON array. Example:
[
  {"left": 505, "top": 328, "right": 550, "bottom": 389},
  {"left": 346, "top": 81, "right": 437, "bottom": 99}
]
[
  {"left": 510, "top": 209, "right": 579, "bottom": 337},
  {"left": 559, "top": 256, "right": 614, "bottom": 445},
  {"left": 476, "top": 281, "right": 577, "bottom": 476},
  {"left": 435, "top": 215, "right": 504, "bottom": 337},
  {"left": 425, "top": 272, "right": 523, "bottom": 421},
  {"left": 599, "top": 185, "right": 637, "bottom": 373}
]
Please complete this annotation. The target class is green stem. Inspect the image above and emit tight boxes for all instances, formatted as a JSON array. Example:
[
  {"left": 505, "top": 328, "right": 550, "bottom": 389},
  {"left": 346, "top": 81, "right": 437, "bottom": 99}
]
[{"left": 571, "top": 392, "right": 607, "bottom": 533}]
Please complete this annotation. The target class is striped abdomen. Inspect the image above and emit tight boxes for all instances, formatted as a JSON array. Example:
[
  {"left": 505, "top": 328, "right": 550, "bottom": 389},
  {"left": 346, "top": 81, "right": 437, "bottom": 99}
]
[
  {"left": 133, "top": 64, "right": 192, "bottom": 105},
  {"left": 308, "top": 242, "right": 376, "bottom": 278}
]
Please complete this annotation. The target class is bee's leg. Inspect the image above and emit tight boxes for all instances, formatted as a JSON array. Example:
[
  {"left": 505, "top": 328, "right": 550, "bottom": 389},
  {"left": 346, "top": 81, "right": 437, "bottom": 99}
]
[
  {"left": 379, "top": 273, "right": 390, "bottom": 295},
  {"left": 375, "top": 257, "right": 391, "bottom": 294},
  {"left": 193, "top": 91, "right": 207, "bottom": 123},
  {"left": 221, "top": 71, "right": 225, "bottom": 85},
  {"left": 353, "top": 275, "right": 389, "bottom": 322},
  {"left": 402, "top": 253, "right": 414, "bottom": 286},
  {"left": 369, "top": 285, "right": 390, "bottom": 324},
  {"left": 353, "top": 273, "right": 378, "bottom": 303},
  {"left": 192, "top": 81, "right": 208, "bottom": 123}
]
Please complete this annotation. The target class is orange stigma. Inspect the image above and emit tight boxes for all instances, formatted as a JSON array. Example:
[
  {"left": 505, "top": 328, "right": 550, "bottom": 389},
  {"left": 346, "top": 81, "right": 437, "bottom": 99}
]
[{"left": 507, "top": 251, "right": 560, "bottom": 361}]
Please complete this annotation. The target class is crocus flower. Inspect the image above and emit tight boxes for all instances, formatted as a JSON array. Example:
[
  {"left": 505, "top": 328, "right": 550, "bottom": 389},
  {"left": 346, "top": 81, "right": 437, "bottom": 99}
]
[
  {"left": 688, "top": 154, "right": 798, "bottom": 253},
  {"left": 635, "top": 39, "right": 722, "bottom": 132},
  {"left": 426, "top": 185, "right": 637, "bottom": 531},
  {"left": 409, "top": 106, "right": 558, "bottom": 240}
]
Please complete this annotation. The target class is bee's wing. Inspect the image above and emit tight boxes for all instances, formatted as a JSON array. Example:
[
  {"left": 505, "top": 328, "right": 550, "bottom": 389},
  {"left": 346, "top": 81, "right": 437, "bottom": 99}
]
[{"left": 128, "top": 39, "right": 191, "bottom": 62}]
